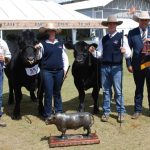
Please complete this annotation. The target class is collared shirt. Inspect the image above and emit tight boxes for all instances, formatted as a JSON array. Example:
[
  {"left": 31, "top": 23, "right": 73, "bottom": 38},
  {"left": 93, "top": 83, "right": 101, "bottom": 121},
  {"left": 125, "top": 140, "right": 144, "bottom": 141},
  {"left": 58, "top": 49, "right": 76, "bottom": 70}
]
[
  {"left": 0, "top": 39, "right": 11, "bottom": 66},
  {"left": 91, "top": 31, "right": 131, "bottom": 59},
  {"left": 139, "top": 27, "right": 148, "bottom": 38},
  {"left": 38, "top": 39, "right": 69, "bottom": 72}
]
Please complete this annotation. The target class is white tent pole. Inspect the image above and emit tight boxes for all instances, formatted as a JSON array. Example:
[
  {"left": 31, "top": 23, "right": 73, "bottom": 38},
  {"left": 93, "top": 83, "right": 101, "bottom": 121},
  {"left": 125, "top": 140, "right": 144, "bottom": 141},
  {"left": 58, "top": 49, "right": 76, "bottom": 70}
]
[
  {"left": 72, "top": 29, "right": 77, "bottom": 44},
  {"left": 0, "top": 30, "right": 3, "bottom": 39}
]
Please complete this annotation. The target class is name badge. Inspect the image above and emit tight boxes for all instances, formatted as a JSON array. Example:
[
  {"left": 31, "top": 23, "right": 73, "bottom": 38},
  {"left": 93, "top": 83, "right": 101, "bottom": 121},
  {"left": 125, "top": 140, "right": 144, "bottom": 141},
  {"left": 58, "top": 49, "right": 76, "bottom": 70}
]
[{"left": 25, "top": 64, "right": 40, "bottom": 76}]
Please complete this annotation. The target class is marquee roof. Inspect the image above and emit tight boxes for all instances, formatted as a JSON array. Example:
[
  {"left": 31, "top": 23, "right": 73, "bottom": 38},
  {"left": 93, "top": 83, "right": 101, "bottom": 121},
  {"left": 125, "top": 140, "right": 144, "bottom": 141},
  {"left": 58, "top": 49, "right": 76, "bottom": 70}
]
[
  {"left": 0, "top": 0, "right": 103, "bottom": 30},
  {"left": 63, "top": 0, "right": 113, "bottom": 10}
]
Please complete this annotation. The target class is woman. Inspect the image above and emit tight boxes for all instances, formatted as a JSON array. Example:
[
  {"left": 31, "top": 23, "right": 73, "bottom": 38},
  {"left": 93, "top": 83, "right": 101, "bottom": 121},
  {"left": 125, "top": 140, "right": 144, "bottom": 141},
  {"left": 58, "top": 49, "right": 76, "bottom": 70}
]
[{"left": 35, "top": 24, "right": 69, "bottom": 120}]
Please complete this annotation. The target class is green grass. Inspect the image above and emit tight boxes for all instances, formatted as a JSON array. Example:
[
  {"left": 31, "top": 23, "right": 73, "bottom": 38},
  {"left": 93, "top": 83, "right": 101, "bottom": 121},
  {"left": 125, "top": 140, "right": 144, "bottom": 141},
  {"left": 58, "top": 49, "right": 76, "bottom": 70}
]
[{"left": 0, "top": 50, "right": 149, "bottom": 150}]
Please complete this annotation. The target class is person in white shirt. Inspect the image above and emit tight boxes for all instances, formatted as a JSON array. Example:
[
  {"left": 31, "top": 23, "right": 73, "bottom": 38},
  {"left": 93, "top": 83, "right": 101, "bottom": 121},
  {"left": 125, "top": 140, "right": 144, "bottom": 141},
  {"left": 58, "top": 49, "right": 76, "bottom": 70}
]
[
  {"left": 35, "top": 24, "right": 69, "bottom": 120},
  {"left": 89, "top": 15, "right": 131, "bottom": 123},
  {"left": 0, "top": 39, "right": 11, "bottom": 127}
]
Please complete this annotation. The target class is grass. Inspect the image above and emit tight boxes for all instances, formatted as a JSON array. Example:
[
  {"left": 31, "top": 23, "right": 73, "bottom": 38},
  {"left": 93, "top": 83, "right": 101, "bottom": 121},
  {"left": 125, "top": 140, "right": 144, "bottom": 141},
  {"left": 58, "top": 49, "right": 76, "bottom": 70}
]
[{"left": 0, "top": 50, "right": 149, "bottom": 150}]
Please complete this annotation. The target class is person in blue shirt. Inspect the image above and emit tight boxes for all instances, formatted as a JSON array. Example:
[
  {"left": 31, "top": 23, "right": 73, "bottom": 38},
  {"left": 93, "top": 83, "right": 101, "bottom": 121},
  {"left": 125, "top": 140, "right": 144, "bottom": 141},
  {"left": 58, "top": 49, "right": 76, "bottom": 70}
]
[
  {"left": 89, "top": 15, "right": 131, "bottom": 123},
  {"left": 35, "top": 24, "right": 69, "bottom": 120},
  {"left": 127, "top": 11, "right": 150, "bottom": 119}
]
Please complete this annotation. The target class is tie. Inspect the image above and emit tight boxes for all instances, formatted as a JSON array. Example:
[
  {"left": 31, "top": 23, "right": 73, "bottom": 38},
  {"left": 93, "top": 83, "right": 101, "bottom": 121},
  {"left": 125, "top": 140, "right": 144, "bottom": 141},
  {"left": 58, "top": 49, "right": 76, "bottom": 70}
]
[
  {"left": 109, "top": 34, "right": 112, "bottom": 38},
  {"left": 142, "top": 29, "right": 146, "bottom": 42}
]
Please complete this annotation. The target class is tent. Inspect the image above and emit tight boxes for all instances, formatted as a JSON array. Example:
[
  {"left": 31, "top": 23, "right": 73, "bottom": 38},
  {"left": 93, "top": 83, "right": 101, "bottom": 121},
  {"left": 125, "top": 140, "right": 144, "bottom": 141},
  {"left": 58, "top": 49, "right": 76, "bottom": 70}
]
[{"left": 0, "top": 0, "right": 103, "bottom": 30}]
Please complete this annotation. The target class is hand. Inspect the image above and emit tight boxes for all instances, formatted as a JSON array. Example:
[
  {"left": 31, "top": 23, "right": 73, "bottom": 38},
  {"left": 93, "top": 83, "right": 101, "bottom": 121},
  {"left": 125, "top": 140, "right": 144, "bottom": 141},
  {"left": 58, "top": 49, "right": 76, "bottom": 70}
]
[
  {"left": 0, "top": 55, "right": 4, "bottom": 61},
  {"left": 34, "top": 44, "right": 41, "bottom": 49},
  {"left": 120, "top": 47, "right": 126, "bottom": 54},
  {"left": 128, "top": 66, "right": 133, "bottom": 73},
  {"left": 89, "top": 46, "right": 96, "bottom": 53}
]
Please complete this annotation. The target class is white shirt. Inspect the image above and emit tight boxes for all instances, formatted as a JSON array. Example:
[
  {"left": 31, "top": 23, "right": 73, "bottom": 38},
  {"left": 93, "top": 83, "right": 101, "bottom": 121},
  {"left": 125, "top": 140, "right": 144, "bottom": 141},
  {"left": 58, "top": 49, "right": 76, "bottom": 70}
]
[
  {"left": 91, "top": 31, "right": 131, "bottom": 59},
  {"left": 0, "top": 39, "right": 11, "bottom": 59},
  {"left": 37, "top": 39, "right": 69, "bottom": 72}
]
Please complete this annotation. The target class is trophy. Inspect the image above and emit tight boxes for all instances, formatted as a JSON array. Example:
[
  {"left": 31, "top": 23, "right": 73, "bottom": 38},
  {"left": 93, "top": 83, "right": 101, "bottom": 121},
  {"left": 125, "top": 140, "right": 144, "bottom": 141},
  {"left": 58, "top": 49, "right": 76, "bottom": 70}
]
[{"left": 45, "top": 112, "right": 100, "bottom": 147}]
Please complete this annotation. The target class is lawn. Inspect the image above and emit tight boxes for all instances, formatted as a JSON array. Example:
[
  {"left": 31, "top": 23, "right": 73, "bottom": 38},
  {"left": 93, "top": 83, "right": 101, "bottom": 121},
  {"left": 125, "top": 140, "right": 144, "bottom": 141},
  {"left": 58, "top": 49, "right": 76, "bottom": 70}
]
[{"left": 0, "top": 50, "right": 149, "bottom": 150}]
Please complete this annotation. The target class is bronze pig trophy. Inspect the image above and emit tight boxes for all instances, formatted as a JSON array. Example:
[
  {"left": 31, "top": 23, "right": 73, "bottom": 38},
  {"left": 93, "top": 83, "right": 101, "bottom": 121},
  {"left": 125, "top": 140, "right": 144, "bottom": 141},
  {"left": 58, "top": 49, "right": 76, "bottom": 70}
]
[{"left": 45, "top": 112, "right": 94, "bottom": 138}]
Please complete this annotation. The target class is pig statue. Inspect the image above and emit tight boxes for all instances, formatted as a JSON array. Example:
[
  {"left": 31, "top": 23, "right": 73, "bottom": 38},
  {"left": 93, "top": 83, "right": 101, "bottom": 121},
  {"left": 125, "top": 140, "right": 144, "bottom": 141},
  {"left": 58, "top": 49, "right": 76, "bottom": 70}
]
[{"left": 45, "top": 112, "right": 94, "bottom": 138}]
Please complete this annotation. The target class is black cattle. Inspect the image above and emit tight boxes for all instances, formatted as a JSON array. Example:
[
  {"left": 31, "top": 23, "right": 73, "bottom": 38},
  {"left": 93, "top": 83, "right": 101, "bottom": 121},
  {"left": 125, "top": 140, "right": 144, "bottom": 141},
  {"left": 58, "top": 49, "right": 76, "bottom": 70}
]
[
  {"left": 5, "top": 30, "right": 40, "bottom": 119},
  {"left": 72, "top": 41, "right": 101, "bottom": 114},
  {"left": 5, "top": 33, "right": 38, "bottom": 105}
]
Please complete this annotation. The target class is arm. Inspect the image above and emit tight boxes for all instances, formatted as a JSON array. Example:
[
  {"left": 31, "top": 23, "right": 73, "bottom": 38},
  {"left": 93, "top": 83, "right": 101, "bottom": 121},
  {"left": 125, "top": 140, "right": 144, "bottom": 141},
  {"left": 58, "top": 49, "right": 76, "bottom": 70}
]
[
  {"left": 1, "top": 40, "right": 11, "bottom": 64},
  {"left": 121, "top": 35, "right": 132, "bottom": 58},
  {"left": 62, "top": 49, "right": 69, "bottom": 78},
  {"left": 126, "top": 31, "right": 133, "bottom": 73},
  {"left": 35, "top": 43, "right": 44, "bottom": 60}
]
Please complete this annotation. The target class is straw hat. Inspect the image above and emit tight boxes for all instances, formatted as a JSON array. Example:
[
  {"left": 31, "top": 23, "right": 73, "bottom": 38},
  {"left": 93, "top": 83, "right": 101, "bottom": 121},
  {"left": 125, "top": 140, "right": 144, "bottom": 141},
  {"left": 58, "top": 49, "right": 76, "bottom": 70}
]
[
  {"left": 102, "top": 15, "right": 123, "bottom": 26},
  {"left": 133, "top": 11, "right": 150, "bottom": 22},
  {"left": 39, "top": 23, "right": 61, "bottom": 34}
]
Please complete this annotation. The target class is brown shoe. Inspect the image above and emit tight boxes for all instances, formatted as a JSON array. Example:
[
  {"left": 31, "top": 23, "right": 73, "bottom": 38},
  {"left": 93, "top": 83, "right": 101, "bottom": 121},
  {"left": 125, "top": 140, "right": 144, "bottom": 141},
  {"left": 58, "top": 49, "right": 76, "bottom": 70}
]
[
  {"left": 118, "top": 113, "right": 125, "bottom": 123},
  {"left": 0, "top": 117, "right": 7, "bottom": 127},
  {"left": 131, "top": 112, "right": 142, "bottom": 119},
  {"left": 101, "top": 114, "right": 109, "bottom": 122}
]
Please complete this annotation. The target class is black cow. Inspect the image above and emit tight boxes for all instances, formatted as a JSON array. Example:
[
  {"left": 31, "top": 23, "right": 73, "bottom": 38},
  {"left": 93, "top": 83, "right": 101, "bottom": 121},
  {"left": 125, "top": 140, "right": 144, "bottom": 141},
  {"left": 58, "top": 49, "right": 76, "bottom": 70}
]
[
  {"left": 72, "top": 41, "right": 101, "bottom": 114},
  {"left": 5, "top": 30, "right": 40, "bottom": 119},
  {"left": 5, "top": 33, "right": 38, "bottom": 105}
]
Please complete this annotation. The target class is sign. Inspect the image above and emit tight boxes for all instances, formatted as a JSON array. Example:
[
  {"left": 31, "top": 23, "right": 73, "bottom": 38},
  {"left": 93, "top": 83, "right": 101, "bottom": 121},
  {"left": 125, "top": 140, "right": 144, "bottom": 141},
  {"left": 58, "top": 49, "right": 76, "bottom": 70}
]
[{"left": 0, "top": 20, "right": 104, "bottom": 30}]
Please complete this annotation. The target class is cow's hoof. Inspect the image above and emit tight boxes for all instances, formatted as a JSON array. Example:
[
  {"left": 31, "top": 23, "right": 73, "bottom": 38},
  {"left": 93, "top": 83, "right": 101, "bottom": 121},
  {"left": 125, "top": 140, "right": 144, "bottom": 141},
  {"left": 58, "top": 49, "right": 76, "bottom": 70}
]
[
  {"left": 11, "top": 114, "right": 21, "bottom": 120},
  {"left": 93, "top": 107, "right": 100, "bottom": 114}
]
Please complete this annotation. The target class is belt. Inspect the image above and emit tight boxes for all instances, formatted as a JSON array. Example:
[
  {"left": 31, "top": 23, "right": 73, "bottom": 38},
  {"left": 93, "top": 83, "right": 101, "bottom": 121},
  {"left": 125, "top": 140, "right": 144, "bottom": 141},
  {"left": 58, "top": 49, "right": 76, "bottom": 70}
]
[{"left": 49, "top": 68, "right": 63, "bottom": 71}]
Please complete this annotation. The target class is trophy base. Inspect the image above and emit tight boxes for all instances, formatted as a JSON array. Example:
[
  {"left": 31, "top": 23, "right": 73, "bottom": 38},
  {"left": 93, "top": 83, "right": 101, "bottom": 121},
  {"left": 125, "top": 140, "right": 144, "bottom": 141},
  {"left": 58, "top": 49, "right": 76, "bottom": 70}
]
[{"left": 49, "top": 133, "right": 100, "bottom": 148}]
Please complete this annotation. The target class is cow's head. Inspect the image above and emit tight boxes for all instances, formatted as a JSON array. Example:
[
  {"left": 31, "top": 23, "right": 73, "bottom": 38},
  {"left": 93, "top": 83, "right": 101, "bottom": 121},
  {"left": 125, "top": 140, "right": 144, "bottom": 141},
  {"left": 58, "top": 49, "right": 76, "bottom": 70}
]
[
  {"left": 74, "top": 41, "right": 89, "bottom": 64},
  {"left": 18, "top": 30, "right": 39, "bottom": 66}
]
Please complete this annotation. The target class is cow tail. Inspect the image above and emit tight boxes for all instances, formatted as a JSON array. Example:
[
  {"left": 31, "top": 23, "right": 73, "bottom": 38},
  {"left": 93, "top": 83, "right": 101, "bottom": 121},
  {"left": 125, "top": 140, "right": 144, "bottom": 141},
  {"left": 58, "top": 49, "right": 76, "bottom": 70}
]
[{"left": 90, "top": 113, "right": 94, "bottom": 127}]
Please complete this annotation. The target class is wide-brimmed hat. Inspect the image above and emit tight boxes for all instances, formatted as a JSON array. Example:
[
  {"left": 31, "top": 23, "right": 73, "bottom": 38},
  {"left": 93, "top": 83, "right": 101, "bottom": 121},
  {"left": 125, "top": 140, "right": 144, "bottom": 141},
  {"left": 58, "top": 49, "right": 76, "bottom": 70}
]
[
  {"left": 39, "top": 23, "right": 61, "bottom": 34},
  {"left": 102, "top": 15, "right": 123, "bottom": 26},
  {"left": 133, "top": 11, "right": 150, "bottom": 22}
]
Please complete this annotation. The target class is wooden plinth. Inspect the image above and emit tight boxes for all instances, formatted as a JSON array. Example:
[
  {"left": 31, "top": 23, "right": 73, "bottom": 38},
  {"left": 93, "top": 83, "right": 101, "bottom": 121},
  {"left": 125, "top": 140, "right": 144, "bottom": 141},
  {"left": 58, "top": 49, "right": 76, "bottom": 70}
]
[{"left": 49, "top": 133, "right": 100, "bottom": 148}]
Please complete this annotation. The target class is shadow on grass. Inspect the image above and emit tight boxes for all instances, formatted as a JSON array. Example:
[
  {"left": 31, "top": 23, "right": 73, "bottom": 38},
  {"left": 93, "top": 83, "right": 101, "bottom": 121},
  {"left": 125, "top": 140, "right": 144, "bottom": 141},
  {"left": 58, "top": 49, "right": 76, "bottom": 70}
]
[
  {"left": 109, "top": 98, "right": 150, "bottom": 117},
  {"left": 62, "top": 93, "right": 103, "bottom": 116},
  {"left": 2, "top": 92, "right": 39, "bottom": 118}
]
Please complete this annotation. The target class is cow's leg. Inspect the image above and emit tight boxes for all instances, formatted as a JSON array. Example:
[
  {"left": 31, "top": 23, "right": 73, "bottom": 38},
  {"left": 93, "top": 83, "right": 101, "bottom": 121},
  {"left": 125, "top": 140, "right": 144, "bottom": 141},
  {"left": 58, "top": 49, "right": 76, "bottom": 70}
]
[
  {"left": 8, "top": 79, "right": 14, "bottom": 105},
  {"left": 74, "top": 78, "right": 85, "bottom": 112},
  {"left": 37, "top": 87, "right": 44, "bottom": 116},
  {"left": 30, "top": 91, "right": 37, "bottom": 102},
  {"left": 92, "top": 86, "right": 100, "bottom": 114},
  {"left": 12, "top": 86, "right": 22, "bottom": 120}
]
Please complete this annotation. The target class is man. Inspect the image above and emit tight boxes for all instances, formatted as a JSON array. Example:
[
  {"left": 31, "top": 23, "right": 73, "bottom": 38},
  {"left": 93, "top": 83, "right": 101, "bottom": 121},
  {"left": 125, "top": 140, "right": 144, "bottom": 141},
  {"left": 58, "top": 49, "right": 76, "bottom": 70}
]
[
  {"left": 0, "top": 38, "right": 11, "bottom": 127},
  {"left": 127, "top": 11, "right": 150, "bottom": 119},
  {"left": 89, "top": 15, "right": 131, "bottom": 122}
]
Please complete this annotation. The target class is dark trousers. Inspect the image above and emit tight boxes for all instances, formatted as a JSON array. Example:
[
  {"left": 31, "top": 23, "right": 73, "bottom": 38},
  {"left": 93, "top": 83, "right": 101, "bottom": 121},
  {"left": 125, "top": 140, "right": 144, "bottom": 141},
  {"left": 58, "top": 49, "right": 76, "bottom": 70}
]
[
  {"left": 133, "top": 67, "right": 150, "bottom": 112},
  {"left": 42, "top": 69, "right": 64, "bottom": 118}
]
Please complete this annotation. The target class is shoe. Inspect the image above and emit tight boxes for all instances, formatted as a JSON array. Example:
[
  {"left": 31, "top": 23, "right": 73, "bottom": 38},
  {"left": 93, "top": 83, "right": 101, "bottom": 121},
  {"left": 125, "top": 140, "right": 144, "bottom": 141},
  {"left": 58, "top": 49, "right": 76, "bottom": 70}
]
[
  {"left": 101, "top": 114, "right": 109, "bottom": 122},
  {"left": 117, "top": 113, "right": 125, "bottom": 123},
  {"left": 0, "top": 117, "right": 7, "bottom": 127},
  {"left": 131, "top": 112, "right": 142, "bottom": 119}
]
